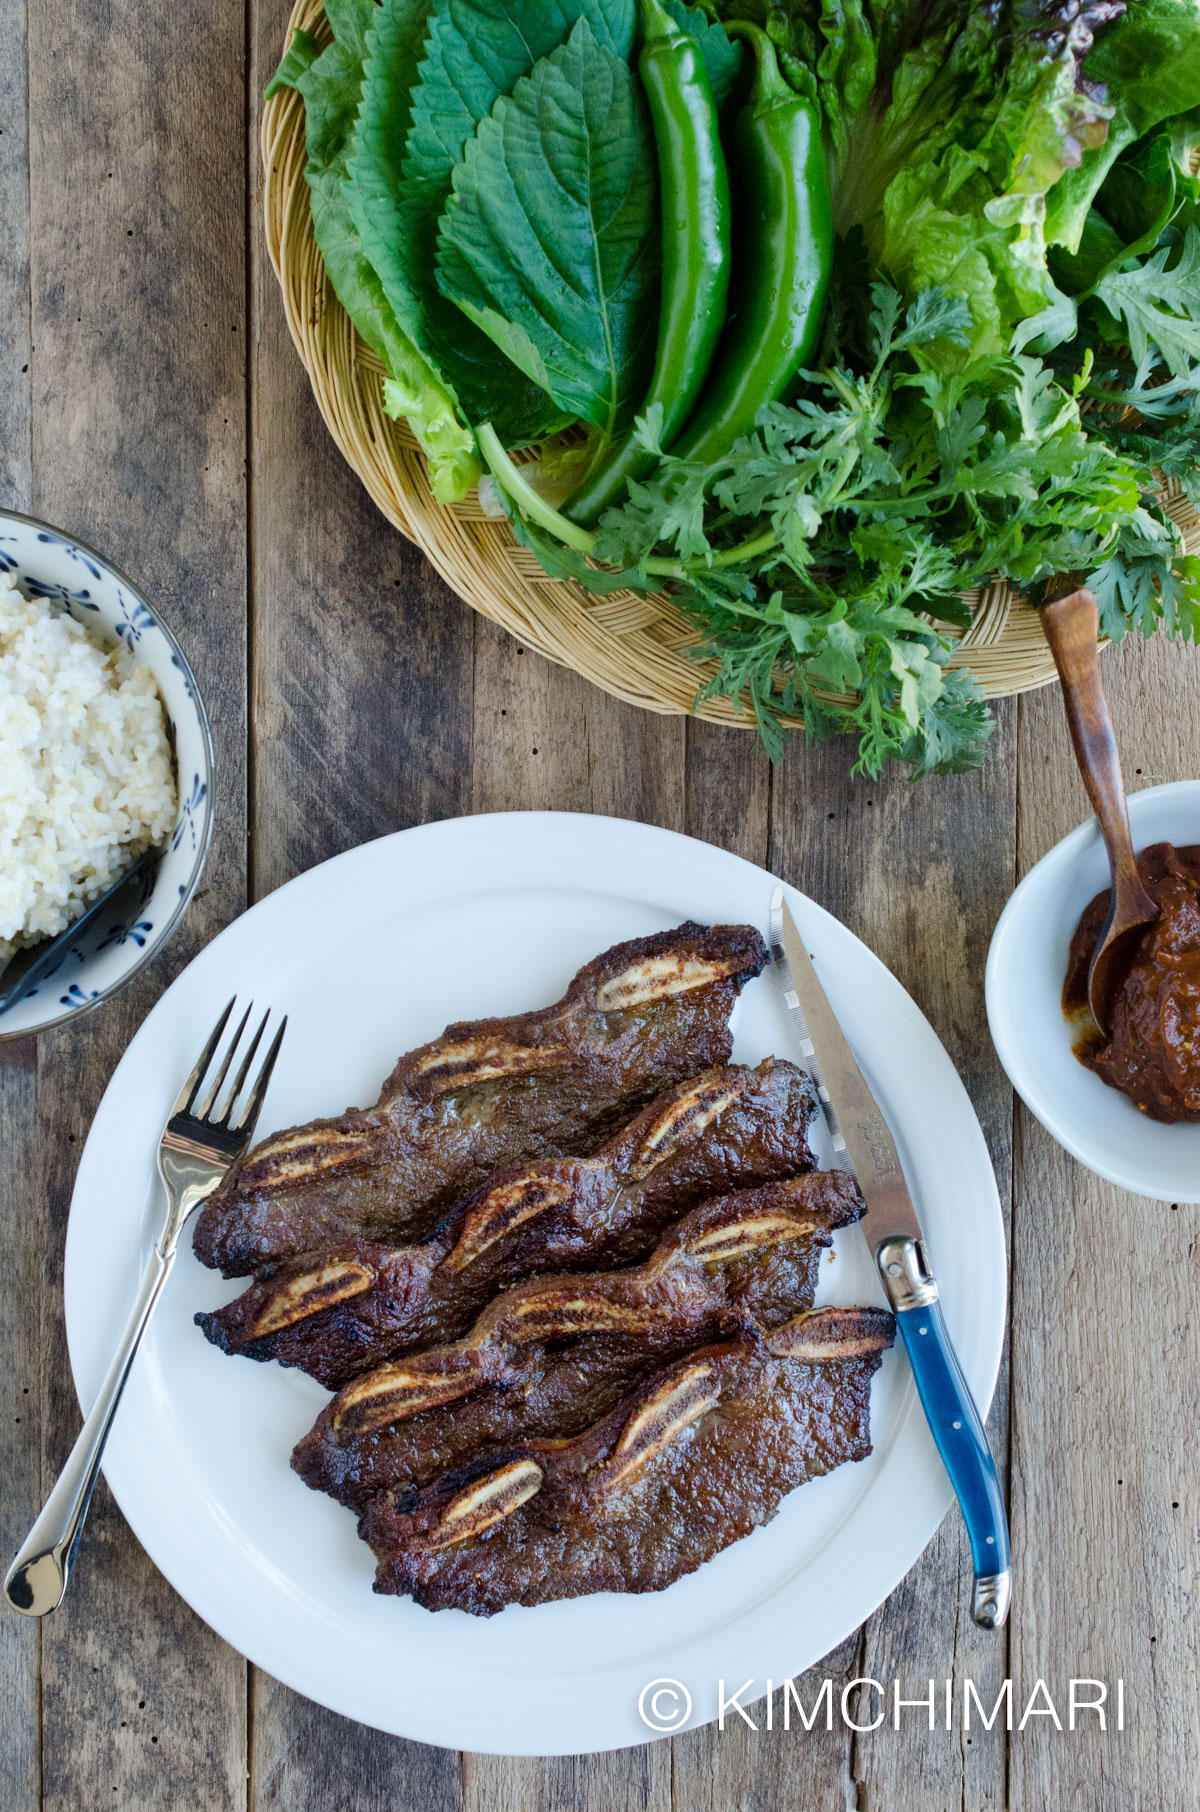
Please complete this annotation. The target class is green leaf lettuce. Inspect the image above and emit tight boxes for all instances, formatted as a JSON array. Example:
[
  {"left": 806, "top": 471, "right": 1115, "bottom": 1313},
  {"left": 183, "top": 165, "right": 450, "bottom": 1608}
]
[
  {"left": 720, "top": 0, "right": 1126, "bottom": 356},
  {"left": 1046, "top": 0, "right": 1200, "bottom": 252}
]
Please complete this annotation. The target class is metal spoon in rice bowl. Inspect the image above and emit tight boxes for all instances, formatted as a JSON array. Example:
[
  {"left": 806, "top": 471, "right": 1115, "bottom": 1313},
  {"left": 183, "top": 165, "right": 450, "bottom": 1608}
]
[{"left": 0, "top": 851, "right": 161, "bottom": 1018}]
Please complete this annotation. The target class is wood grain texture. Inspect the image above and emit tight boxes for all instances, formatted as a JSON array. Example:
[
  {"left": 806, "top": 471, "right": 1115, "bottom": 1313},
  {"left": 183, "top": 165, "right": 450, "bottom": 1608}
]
[
  {"left": 684, "top": 717, "right": 770, "bottom": 864},
  {"left": 249, "top": 238, "right": 474, "bottom": 892},
  {"left": 770, "top": 702, "right": 1018, "bottom": 1812},
  {"left": 0, "top": 0, "right": 30, "bottom": 511},
  {"left": 244, "top": 2, "right": 468, "bottom": 1800},
  {"left": 21, "top": 0, "right": 251, "bottom": 1803},
  {"left": 469, "top": 616, "right": 685, "bottom": 826},
  {"left": 0, "top": 1039, "right": 41, "bottom": 1812},
  {"left": 463, "top": 630, "right": 684, "bottom": 1812},
  {"left": 666, "top": 1632, "right": 863, "bottom": 1812},
  {"left": 670, "top": 728, "right": 872, "bottom": 1812},
  {"left": 4, "top": 0, "right": 1199, "bottom": 1794},
  {"left": 250, "top": 1675, "right": 461, "bottom": 1812},
  {"left": 0, "top": 12, "right": 39, "bottom": 1811},
  {"left": 1010, "top": 633, "right": 1200, "bottom": 1812}
]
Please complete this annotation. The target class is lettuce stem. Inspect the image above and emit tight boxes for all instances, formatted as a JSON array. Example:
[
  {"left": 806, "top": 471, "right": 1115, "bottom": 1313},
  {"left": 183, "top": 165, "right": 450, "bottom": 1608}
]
[
  {"left": 477, "top": 421, "right": 780, "bottom": 578},
  {"left": 477, "top": 423, "right": 596, "bottom": 554}
]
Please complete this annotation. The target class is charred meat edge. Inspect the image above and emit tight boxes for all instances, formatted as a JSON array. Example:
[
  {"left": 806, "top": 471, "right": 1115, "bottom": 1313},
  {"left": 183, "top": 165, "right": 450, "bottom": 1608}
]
[
  {"left": 291, "top": 1171, "right": 863, "bottom": 1510},
  {"left": 195, "top": 1059, "right": 817, "bottom": 1384},
  {"left": 193, "top": 920, "right": 768, "bottom": 1274},
  {"left": 363, "top": 1307, "right": 896, "bottom": 1612},
  {"left": 319, "top": 1172, "right": 865, "bottom": 1440}
]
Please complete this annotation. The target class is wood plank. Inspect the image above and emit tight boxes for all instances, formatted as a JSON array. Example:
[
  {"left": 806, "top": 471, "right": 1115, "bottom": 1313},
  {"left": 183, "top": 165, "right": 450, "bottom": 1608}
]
[
  {"left": 0, "top": 1039, "right": 41, "bottom": 1812},
  {"left": 248, "top": 347, "right": 475, "bottom": 893},
  {"left": 669, "top": 1631, "right": 864, "bottom": 1812},
  {"left": 24, "top": 0, "right": 251, "bottom": 1800},
  {"left": 250, "top": 1676, "right": 461, "bottom": 1811},
  {"left": 466, "top": 631, "right": 684, "bottom": 1808},
  {"left": 245, "top": 0, "right": 471, "bottom": 1795},
  {"left": 469, "top": 616, "right": 685, "bottom": 827},
  {"left": 1010, "top": 632, "right": 1200, "bottom": 1812},
  {"left": 670, "top": 722, "right": 870, "bottom": 1810},
  {"left": 683, "top": 717, "right": 770, "bottom": 865},
  {"left": 769, "top": 700, "right": 1018, "bottom": 1812},
  {"left": 0, "top": 0, "right": 30, "bottom": 511},
  {"left": 243, "top": 341, "right": 469, "bottom": 1812},
  {"left": 463, "top": 1746, "right": 670, "bottom": 1812},
  {"left": 0, "top": 8, "right": 41, "bottom": 1810}
]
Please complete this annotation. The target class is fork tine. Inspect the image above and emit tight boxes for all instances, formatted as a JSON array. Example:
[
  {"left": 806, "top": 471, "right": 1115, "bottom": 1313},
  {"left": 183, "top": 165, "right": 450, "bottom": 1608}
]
[
  {"left": 216, "top": 1009, "right": 269, "bottom": 1124},
  {"left": 232, "top": 1014, "right": 287, "bottom": 1138},
  {"left": 195, "top": 1001, "right": 253, "bottom": 1120},
  {"left": 170, "top": 998, "right": 235, "bottom": 1118}
]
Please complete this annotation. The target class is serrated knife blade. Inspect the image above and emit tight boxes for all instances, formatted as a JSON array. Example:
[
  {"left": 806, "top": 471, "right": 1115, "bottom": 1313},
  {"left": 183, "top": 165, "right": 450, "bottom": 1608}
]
[
  {"left": 769, "top": 886, "right": 1011, "bottom": 1631},
  {"left": 770, "top": 891, "right": 923, "bottom": 1250}
]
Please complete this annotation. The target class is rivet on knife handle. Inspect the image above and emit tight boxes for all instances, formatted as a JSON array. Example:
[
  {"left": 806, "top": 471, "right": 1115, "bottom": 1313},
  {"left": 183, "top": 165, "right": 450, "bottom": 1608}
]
[
  {"left": 769, "top": 887, "right": 1012, "bottom": 1631},
  {"left": 878, "top": 1239, "right": 1012, "bottom": 1630}
]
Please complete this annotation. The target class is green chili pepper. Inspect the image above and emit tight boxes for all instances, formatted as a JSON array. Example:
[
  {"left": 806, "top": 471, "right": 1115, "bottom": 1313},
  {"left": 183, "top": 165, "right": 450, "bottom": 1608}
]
[
  {"left": 668, "top": 20, "right": 832, "bottom": 466},
  {"left": 562, "top": 0, "right": 732, "bottom": 528}
]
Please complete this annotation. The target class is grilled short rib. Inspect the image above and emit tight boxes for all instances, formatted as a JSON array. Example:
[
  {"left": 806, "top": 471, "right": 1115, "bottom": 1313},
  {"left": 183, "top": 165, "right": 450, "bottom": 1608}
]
[
  {"left": 193, "top": 922, "right": 768, "bottom": 1276},
  {"left": 363, "top": 1306, "right": 895, "bottom": 1614},
  {"left": 293, "top": 1172, "right": 864, "bottom": 1509},
  {"left": 196, "top": 1060, "right": 818, "bottom": 1387}
]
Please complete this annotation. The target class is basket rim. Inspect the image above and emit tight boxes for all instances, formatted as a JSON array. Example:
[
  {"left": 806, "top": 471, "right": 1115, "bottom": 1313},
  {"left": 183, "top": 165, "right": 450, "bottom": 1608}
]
[{"left": 260, "top": 0, "right": 1199, "bottom": 723}]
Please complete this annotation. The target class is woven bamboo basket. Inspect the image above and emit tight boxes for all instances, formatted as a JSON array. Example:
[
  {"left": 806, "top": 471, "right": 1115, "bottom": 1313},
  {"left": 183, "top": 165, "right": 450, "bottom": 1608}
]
[{"left": 262, "top": 0, "right": 1200, "bottom": 725}]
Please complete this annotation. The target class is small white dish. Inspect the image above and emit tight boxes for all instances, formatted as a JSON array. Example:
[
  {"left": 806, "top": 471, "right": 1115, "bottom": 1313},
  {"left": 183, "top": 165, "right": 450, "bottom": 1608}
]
[
  {"left": 986, "top": 780, "right": 1200, "bottom": 1201},
  {"left": 0, "top": 509, "right": 213, "bottom": 1041}
]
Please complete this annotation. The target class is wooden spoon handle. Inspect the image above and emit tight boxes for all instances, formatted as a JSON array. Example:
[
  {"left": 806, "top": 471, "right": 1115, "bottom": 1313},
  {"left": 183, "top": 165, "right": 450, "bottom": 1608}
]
[{"left": 1040, "top": 587, "right": 1144, "bottom": 896}]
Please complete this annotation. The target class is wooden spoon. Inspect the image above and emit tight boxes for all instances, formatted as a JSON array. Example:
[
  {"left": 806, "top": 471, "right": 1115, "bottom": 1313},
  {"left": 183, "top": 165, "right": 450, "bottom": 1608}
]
[{"left": 1040, "top": 583, "right": 1159, "bottom": 1035}]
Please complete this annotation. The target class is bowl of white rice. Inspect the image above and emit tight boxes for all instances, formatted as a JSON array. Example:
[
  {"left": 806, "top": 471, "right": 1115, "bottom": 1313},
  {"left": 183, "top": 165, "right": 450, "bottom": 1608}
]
[{"left": 0, "top": 509, "right": 213, "bottom": 1040}]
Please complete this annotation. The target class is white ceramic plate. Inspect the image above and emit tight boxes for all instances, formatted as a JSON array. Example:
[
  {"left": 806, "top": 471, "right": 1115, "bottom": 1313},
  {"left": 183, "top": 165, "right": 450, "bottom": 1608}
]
[
  {"left": 65, "top": 812, "right": 1005, "bottom": 1755},
  {"left": 987, "top": 779, "right": 1200, "bottom": 1201}
]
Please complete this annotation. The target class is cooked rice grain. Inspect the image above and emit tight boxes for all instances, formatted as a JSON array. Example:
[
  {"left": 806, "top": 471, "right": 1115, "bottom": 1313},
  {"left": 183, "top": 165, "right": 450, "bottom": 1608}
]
[{"left": 0, "top": 573, "right": 176, "bottom": 962}]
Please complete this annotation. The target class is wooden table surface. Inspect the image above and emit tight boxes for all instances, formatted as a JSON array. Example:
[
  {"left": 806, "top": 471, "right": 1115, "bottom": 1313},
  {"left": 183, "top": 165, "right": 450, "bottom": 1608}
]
[{"left": 3, "top": 1, "right": 1199, "bottom": 1806}]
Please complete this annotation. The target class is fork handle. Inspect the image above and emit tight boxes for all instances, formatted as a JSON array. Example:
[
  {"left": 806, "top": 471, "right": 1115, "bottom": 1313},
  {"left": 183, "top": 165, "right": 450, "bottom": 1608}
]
[{"left": 5, "top": 1246, "right": 174, "bottom": 1616}]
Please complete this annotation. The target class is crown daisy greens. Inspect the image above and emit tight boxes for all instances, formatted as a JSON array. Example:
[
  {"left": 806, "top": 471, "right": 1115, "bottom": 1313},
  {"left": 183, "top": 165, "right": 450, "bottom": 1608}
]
[{"left": 270, "top": 0, "right": 1200, "bottom": 777}]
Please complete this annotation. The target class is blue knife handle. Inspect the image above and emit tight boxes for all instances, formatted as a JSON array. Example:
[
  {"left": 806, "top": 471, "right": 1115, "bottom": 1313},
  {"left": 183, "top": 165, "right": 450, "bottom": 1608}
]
[{"left": 879, "top": 1240, "right": 1011, "bottom": 1629}]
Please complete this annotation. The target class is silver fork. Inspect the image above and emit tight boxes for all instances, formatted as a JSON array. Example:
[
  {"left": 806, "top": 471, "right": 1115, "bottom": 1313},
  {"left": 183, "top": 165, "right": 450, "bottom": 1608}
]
[{"left": 4, "top": 998, "right": 287, "bottom": 1618}]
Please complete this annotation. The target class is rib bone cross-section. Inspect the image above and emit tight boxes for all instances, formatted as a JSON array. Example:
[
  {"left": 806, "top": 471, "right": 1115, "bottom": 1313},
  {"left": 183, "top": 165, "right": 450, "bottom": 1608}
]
[
  {"left": 362, "top": 1307, "right": 896, "bottom": 1615},
  {"left": 192, "top": 922, "right": 768, "bottom": 1276},
  {"left": 293, "top": 1171, "right": 865, "bottom": 1509},
  {"left": 196, "top": 1058, "right": 818, "bottom": 1387}
]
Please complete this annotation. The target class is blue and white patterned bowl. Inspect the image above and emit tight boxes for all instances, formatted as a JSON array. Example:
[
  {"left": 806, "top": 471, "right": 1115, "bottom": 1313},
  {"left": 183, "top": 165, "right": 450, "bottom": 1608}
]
[{"left": 0, "top": 509, "right": 214, "bottom": 1041}]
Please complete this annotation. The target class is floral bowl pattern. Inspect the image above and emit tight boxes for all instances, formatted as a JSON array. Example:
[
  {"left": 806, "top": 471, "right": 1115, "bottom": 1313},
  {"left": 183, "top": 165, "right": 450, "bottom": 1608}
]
[{"left": 0, "top": 509, "right": 214, "bottom": 1041}]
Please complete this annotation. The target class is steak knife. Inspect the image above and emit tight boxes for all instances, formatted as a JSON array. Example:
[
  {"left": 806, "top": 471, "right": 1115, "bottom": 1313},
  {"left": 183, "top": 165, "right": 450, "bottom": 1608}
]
[{"left": 769, "top": 888, "right": 1011, "bottom": 1630}]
